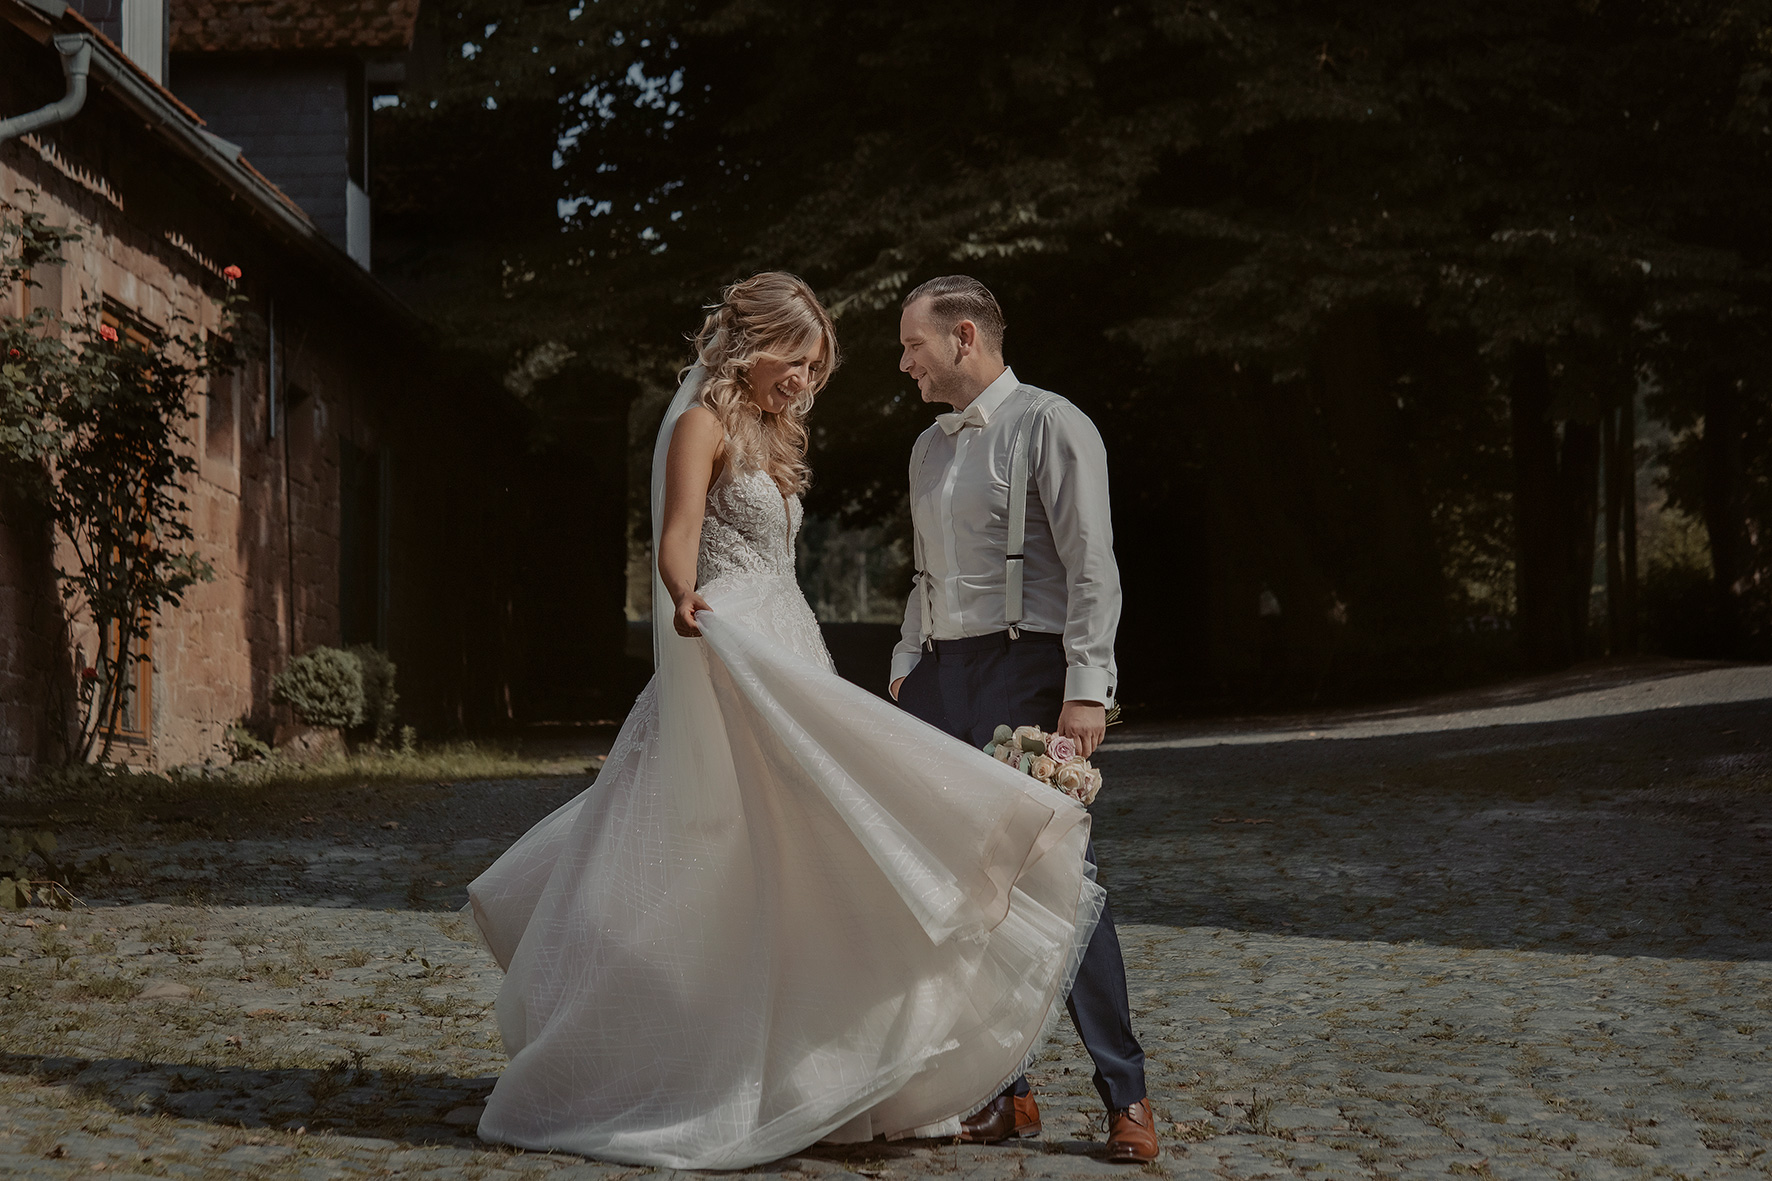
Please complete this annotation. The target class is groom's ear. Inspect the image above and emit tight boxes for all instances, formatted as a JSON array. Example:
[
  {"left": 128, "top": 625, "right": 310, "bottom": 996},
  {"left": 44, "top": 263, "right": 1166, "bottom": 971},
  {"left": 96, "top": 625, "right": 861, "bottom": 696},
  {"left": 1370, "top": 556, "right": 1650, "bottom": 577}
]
[{"left": 952, "top": 318, "right": 978, "bottom": 354}]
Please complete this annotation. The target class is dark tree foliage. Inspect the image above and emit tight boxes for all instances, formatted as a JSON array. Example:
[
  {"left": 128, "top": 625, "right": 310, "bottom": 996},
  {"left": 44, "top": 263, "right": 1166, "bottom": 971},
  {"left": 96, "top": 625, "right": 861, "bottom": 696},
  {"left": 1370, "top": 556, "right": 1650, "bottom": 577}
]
[{"left": 376, "top": 0, "right": 1772, "bottom": 701}]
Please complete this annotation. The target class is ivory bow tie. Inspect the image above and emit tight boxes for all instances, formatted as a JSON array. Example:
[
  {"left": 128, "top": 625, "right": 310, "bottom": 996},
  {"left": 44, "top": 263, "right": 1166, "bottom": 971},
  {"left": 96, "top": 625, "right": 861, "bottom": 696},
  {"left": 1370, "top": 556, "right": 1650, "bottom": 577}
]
[{"left": 936, "top": 406, "right": 986, "bottom": 435}]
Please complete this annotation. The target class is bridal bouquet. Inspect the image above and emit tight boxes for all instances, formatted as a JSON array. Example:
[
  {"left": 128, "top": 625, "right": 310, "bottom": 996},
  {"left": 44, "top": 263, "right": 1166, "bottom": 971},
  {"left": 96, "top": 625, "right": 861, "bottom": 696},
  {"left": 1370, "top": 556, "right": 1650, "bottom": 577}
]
[{"left": 983, "top": 724, "right": 1103, "bottom": 806}]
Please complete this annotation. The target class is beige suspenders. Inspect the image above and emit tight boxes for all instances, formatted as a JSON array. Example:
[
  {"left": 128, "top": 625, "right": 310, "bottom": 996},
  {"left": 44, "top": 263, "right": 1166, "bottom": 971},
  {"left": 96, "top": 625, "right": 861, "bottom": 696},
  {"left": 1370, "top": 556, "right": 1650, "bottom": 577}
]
[
  {"left": 909, "top": 429, "right": 936, "bottom": 650},
  {"left": 1004, "top": 392, "right": 1056, "bottom": 638},
  {"left": 912, "top": 389, "right": 1056, "bottom": 648}
]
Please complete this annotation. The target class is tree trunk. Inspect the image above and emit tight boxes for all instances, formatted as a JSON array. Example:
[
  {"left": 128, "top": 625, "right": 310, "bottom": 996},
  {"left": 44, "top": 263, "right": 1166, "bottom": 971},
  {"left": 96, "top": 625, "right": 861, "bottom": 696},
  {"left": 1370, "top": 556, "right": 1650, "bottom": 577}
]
[
  {"left": 1602, "top": 392, "right": 1639, "bottom": 655},
  {"left": 1560, "top": 419, "right": 1601, "bottom": 659},
  {"left": 1621, "top": 391, "right": 1638, "bottom": 650},
  {"left": 1511, "top": 346, "right": 1572, "bottom": 668},
  {"left": 1700, "top": 374, "right": 1745, "bottom": 652},
  {"left": 1510, "top": 345, "right": 1604, "bottom": 669}
]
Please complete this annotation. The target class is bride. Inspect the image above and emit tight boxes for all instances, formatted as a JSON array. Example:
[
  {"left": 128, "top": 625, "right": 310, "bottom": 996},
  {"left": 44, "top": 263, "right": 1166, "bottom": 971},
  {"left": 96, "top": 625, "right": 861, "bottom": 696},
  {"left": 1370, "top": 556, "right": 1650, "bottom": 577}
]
[{"left": 467, "top": 272, "right": 1104, "bottom": 1169}]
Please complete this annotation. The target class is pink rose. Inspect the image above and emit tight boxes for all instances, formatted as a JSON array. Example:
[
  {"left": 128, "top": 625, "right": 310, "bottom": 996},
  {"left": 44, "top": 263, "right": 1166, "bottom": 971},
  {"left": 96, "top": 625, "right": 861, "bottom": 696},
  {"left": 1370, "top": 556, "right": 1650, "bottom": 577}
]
[{"left": 1046, "top": 734, "right": 1079, "bottom": 764}]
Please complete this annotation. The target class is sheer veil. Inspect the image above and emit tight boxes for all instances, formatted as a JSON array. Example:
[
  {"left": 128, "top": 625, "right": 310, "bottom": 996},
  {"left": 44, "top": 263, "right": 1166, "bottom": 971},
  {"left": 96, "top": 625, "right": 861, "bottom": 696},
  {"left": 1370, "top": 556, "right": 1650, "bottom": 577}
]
[
  {"left": 649, "top": 364, "right": 706, "bottom": 669},
  {"left": 644, "top": 364, "right": 741, "bottom": 826}
]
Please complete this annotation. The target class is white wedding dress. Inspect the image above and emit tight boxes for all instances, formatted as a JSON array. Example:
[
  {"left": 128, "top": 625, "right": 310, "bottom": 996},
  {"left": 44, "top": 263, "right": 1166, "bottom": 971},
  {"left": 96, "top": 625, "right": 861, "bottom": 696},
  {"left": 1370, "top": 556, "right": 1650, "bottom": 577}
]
[{"left": 466, "top": 369, "right": 1104, "bottom": 1169}]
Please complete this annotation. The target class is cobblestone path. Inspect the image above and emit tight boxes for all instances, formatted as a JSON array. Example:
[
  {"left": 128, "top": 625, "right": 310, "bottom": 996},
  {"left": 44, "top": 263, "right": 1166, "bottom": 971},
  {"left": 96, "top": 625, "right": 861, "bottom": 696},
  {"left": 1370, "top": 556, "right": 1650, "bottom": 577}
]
[{"left": 1, "top": 664, "right": 1767, "bottom": 1179}]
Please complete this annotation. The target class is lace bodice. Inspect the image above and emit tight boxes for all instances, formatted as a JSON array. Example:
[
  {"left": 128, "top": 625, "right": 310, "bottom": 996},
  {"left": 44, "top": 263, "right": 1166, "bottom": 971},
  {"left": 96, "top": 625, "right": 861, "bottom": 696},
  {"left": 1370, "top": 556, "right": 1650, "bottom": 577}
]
[{"left": 698, "top": 466, "right": 803, "bottom": 586}]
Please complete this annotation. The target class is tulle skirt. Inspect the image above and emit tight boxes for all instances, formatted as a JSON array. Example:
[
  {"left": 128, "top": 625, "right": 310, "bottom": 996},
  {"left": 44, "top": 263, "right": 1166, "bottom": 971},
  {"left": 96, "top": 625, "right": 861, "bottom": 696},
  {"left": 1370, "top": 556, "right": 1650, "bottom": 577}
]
[{"left": 467, "top": 575, "right": 1102, "bottom": 1168}]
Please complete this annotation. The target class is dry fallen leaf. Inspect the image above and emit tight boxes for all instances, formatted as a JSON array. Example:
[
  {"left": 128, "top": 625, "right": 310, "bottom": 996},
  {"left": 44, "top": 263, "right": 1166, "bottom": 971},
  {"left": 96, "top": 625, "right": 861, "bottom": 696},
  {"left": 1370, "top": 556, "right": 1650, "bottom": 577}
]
[{"left": 224, "top": 1034, "right": 243, "bottom": 1047}]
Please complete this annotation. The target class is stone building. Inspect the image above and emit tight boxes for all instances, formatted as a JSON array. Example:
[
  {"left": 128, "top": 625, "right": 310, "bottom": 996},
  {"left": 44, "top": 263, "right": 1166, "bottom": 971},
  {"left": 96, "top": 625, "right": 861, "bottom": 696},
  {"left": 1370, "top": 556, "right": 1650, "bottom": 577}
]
[{"left": 0, "top": 0, "right": 552, "bottom": 777}]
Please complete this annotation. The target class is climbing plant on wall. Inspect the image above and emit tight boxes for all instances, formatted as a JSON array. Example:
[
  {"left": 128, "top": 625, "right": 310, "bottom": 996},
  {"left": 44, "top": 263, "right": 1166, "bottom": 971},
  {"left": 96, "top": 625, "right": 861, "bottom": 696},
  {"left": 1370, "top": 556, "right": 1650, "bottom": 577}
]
[{"left": 1, "top": 208, "right": 238, "bottom": 762}]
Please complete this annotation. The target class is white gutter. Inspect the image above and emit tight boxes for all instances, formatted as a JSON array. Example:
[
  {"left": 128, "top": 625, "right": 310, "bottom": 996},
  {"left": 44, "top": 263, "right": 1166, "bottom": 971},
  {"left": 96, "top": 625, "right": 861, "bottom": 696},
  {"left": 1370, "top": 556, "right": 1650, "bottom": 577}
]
[{"left": 0, "top": 32, "right": 90, "bottom": 143}]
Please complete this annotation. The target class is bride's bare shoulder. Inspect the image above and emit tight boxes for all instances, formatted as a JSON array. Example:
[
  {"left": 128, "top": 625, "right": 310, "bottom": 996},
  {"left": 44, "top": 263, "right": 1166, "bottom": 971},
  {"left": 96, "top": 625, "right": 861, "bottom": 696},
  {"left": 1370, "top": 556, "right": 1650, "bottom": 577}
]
[
  {"left": 672, "top": 405, "right": 726, "bottom": 450},
  {"left": 678, "top": 403, "right": 723, "bottom": 432},
  {"left": 669, "top": 405, "right": 728, "bottom": 480}
]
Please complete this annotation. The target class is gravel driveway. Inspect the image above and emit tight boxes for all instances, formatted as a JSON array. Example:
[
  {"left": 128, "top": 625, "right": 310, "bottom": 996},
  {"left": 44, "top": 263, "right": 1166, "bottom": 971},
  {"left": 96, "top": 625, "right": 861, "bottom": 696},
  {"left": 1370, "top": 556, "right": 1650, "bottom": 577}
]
[{"left": 1, "top": 661, "right": 1767, "bottom": 1180}]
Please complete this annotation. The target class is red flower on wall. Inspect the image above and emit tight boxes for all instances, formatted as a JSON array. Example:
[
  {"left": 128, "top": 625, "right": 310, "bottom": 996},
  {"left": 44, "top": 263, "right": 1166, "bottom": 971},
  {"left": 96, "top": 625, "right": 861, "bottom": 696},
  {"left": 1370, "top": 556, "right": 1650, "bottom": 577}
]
[
  {"left": 223, "top": 265, "right": 242, "bottom": 282},
  {"left": 6, "top": 347, "right": 20, "bottom": 359},
  {"left": 98, "top": 324, "right": 118, "bottom": 343},
  {"left": 80, "top": 667, "right": 99, "bottom": 682}
]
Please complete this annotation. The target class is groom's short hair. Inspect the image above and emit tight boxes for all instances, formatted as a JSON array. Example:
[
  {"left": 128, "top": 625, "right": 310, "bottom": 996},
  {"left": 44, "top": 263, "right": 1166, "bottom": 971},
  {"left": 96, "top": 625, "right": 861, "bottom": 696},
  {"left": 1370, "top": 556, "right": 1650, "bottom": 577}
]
[{"left": 904, "top": 275, "right": 1006, "bottom": 353}]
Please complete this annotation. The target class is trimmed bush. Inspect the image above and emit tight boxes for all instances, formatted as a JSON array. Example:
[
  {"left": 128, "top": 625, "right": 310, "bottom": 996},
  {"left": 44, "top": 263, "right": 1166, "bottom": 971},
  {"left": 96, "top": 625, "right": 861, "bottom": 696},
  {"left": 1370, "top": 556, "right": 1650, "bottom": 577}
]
[
  {"left": 272, "top": 648, "right": 365, "bottom": 729},
  {"left": 349, "top": 645, "right": 399, "bottom": 744}
]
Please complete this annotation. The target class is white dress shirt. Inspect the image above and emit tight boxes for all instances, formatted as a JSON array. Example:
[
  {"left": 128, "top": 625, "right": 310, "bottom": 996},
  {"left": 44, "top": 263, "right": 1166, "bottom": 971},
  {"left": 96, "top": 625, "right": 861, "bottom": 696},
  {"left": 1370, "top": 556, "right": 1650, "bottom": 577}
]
[{"left": 893, "top": 367, "right": 1121, "bottom": 707}]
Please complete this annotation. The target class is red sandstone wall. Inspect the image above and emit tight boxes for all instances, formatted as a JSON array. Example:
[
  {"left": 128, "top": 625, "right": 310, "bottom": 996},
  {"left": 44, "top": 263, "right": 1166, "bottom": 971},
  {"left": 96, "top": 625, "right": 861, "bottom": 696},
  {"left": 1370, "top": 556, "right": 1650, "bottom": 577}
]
[{"left": 1, "top": 145, "right": 385, "bottom": 774}]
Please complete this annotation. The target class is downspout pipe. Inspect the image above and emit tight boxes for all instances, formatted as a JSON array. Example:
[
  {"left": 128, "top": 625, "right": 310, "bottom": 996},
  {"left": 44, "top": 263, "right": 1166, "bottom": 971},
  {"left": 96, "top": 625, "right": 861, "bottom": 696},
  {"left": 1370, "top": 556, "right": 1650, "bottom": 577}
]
[{"left": 0, "top": 34, "right": 92, "bottom": 144}]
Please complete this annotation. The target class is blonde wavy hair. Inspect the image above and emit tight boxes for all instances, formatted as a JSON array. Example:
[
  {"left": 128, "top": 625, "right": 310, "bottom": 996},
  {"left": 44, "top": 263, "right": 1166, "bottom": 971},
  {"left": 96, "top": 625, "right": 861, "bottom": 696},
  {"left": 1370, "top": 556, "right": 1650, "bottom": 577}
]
[{"left": 682, "top": 272, "right": 840, "bottom": 496}]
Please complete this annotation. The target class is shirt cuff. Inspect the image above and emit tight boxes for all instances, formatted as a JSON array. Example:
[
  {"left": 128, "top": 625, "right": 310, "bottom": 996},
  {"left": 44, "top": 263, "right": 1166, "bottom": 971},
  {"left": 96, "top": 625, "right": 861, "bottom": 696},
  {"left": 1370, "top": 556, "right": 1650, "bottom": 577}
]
[
  {"left": 1063, "top": 665, "right": 1115, "bottom": 709},
  {"left": 890, "top": 649, "right": 923, "bottom": 689}
]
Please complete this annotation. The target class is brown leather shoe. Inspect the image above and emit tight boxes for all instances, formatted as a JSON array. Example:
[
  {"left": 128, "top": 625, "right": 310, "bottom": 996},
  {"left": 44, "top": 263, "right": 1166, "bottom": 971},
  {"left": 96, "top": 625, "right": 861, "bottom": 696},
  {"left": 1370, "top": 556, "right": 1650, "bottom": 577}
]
[
  {"left": 1104, "top": 1098, "right": 1160, "bottom": 1163},
  {"left": 959, "top": 1093, "right": 1016, "bottom": 1143},
  {"left": 1012, "top": 1093, "right": 1042, "bottom": 1139}
]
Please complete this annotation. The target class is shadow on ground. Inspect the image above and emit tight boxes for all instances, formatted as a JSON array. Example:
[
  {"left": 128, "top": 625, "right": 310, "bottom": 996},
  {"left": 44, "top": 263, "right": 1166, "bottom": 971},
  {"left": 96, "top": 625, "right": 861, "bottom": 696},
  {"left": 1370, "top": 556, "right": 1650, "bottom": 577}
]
[
  {"left": 1, "top": 1051, "right": 494, "bottom": 1145},
  {"left": 3, "top": 1051, "right": 1123, "bottom": 1169},
  {"left": 1094, "top": 697, "right": 1772, "bottom": 962}
]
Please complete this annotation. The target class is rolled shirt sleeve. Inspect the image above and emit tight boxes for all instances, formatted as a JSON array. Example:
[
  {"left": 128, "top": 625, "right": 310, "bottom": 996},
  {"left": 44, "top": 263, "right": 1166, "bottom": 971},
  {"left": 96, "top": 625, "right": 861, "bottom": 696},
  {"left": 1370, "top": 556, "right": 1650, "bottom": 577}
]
[
  {"left": 1032, "top": 402, "right": 1120, "bottom": 708},
  {"left": 891, "top": 431, "right": 932, "bottom": 690},
  {"left": 891, "top": 580, "right": 925, "bottom": 688}
]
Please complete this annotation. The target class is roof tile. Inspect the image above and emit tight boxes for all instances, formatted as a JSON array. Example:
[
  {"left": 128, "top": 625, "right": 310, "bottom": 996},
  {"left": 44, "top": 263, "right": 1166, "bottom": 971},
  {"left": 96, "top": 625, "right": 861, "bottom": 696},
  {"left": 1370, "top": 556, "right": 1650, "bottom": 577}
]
[{"left": 170, "top": 0, "right": 420, "bottom": 53}]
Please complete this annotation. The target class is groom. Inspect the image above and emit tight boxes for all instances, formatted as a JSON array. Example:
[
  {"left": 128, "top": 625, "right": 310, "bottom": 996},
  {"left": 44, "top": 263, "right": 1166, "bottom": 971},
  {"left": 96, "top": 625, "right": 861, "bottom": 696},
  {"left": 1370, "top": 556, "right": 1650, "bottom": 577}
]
[{"left": 889, "top": 276, "right": 1156, "bottom": 1163}]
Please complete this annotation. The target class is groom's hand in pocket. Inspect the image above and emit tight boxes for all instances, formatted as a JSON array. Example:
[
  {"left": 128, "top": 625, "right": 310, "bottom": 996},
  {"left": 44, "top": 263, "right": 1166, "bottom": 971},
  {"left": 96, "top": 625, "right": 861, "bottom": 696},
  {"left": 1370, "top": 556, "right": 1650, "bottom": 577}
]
[{"left": 1057, "top": 700, "right": 1106, "bottom": 758}]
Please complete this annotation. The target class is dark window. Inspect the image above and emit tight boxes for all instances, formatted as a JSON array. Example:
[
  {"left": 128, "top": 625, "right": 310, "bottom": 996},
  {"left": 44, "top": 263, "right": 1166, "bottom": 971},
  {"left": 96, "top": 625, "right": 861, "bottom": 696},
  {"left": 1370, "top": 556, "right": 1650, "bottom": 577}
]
[
  {"left": 347, "top": 60, "right": 367, "bottom": 189},
  {"left": 68, "top": 0, "right": 122, "bottom": 43},
  {"left": 339, "top": 440, "right": 389, "bottom": 647}
]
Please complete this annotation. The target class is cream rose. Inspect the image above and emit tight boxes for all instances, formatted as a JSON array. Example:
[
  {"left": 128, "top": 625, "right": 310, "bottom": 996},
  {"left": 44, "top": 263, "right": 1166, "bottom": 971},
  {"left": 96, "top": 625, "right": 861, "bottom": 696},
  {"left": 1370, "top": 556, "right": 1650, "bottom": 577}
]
[
  {"left": 1030, "top": 755, "right": 1059, "bottom": 782},
  {"left": 1053, "top": 761, "right": 1088, "bottom": 794},
  {"left": 1046, "top": 734, "right": 1079, "bottom": 764}
]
